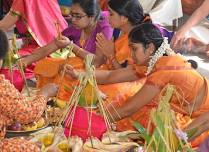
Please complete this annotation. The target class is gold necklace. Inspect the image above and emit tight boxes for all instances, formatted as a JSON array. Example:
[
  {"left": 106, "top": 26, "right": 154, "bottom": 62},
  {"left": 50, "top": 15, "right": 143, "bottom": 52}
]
[{"left": 79, "top": 23, "right": 97, "bottom": 50}]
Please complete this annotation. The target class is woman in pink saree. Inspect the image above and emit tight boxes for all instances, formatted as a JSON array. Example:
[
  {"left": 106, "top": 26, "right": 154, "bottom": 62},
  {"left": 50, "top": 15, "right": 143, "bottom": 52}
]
[
  {"left": 0, "top": 0, "right": 67, "bottom": 90},
  {"left": 1, "top": 0, "right": 67, "bottom": 46}
]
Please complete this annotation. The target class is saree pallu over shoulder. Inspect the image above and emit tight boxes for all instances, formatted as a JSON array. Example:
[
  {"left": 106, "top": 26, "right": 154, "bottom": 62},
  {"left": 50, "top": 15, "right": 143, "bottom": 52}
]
[
  {"left": 114, "top": 34, "right": 133, "bottom": 65},
  {"left": 10, "top": 0, "right": 68, "bottom": 46},
  {"left": 34, "top": 57, "right": 84, "bottom": 100},
  {"left": 34, "top": 57, "right": 83, "bottom": 87}
]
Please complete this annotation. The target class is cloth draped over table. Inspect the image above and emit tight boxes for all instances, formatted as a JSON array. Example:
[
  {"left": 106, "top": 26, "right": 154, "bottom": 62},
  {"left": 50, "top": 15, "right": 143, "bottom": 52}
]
[{"left": 140, "top": 0, "right": 183, "bottom": 26}]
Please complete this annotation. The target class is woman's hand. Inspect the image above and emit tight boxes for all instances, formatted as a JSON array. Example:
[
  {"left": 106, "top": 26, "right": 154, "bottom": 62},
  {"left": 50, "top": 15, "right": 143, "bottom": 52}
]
[
  {"left": 170, "top": 28, "right": 187, "bottom": 51},
  {"left": 18, "top": 56, "right": 30, "bottom": 68},
  {"left": 184, "top": 111, "right": 209, "bottom": 141},
  {"left": 64, "top": 65, "right": 79, "bottom": 79},
  {"left": 96, "top": 33, "right": 115, "bottom": 58},
  {"left": 38, "top": 83, "right": 59, "bottom": 98},
  {"left": 54, "top": 35, "right": 72, "bottom": 49}
]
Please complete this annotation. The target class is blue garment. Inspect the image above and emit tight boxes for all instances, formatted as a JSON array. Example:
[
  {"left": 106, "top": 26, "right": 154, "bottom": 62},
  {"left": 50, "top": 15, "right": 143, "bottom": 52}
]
[{"left": 58, "top": 0, "right": 72, "bottom": 6}]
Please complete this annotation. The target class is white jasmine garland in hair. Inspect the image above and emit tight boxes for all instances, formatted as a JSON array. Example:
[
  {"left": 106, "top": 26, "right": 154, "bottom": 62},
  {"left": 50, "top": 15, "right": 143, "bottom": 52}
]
[{"left": 145, "top": 38, "right": 173, "bottom": 76}]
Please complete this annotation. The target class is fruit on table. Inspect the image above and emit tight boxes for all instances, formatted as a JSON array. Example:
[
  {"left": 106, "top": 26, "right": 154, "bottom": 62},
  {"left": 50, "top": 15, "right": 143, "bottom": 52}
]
[
  {"left": 39, "top": 133, "right": 55, "bottom": 147},
  {"left": 36, "top": 117, "right": 45, "bottom": 128},
  {"left": 8, "top": 122, "right": 22, "bottom": 131},
  {"left": 57, "top": 140, "right": 71, "bottom": 152},
  {"left": 22, "top": 122, "right": 38, "bottom": 131},
  {"left": 56, "top": 99, "right": 67, "bottom": 109}
]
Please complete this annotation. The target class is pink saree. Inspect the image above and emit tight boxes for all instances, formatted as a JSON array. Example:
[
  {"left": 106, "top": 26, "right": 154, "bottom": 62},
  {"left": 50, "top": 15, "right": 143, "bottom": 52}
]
[
  {"left": 2, "top": 0, "right": 68, "bottom": 87},
  {"left": 10, "top": 0, "right": 68, "bottom": 46}
]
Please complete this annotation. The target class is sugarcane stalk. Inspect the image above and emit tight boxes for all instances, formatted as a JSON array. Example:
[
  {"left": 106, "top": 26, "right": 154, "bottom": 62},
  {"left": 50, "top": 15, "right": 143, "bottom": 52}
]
[{"left": 12, "top": 34, "right": 31, "bottom": 97}]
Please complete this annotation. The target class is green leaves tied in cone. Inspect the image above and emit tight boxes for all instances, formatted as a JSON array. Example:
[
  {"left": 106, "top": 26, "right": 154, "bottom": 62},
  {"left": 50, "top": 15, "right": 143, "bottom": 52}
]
[
  {"left": 133, "top": 84, "right": 195, "bottom": 152},
  {"left": 78, "top": 79, "right": 98, "bottom": 107}
]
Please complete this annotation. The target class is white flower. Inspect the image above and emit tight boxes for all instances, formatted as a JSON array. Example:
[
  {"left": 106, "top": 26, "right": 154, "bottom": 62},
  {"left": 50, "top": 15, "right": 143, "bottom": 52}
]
[
  {"left": 137, "top": 146, "right": 144, "bottom": 152},
  {"left": 145, "top": 37, "right": 173, "bottom": 76},
  {"left": 174, "top": 129, "right": 188, "bottom": 142}
]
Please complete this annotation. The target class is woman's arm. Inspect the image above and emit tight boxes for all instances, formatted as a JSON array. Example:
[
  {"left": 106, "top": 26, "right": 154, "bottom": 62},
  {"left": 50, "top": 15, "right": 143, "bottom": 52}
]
[
  {"left": 72, "top": 44, "right": 94, "bottom": 59},
  {"left": 109, "top": 84, "right": 160, "bottom": 121},
  {"left": 21, "top": 36, "right": 71, "bottom": 66},
  {"left": 96, "top": 33, "right": 124, "bottom": 69},
  {"left": 185, "top": 111, "right": 209, "bottom": 141},
  {"left": 182, "top": 0, "right": 209, "bottom": 30},
  {"left": 171, "top": 0, "right": 209, "bottom": 48},
  {"left": 95, "top": 66, "right": 139, "bottom": 84},
  {"left": 65, "top": 65, "right": 139, "bottom": 84},
  {"left": 0, "top": 13, "right": 19, "bottom": 31},
  {"left": 0, "top": 76, "right": 58, "bottom": 124}
]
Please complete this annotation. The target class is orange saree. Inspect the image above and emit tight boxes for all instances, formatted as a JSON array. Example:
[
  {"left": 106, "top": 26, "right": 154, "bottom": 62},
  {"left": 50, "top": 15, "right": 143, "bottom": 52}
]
[
  {"left": 116, "top": 55, "right": 209, "bottom": 146},
  {"left": 34, "top": 56, "right": 143, "bottom": 104},
  {"left": 99, "top": 0, "right": 108, "bottom": 11},
  {"left": 35, "top": 33, "right": 142, "bottom": 104},
  {"left": 35, "top": 57, "right": 84, "bottom": 100},
  {"left": 114, "top": 34, "right": 133, "bottom": 65}
]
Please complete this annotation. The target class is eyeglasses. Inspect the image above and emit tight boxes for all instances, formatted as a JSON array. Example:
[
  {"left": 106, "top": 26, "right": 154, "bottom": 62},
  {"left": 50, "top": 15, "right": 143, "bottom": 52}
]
[{"left": 70, "top": 13, "right": 87, "bottom": 20}]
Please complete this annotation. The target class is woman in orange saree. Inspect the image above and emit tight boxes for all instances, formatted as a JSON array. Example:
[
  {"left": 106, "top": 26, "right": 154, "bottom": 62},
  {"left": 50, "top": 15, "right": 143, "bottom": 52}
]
[
  {"left": 95, "top": 0, "right": 150, "bottom": 105},
  {"left": 23, "top": 0, "right": 146, "bottom": 103},
  {"left": 65, "top": 23, "right": 209, "bottom": 146},
  {"left": 96, "top": 0, "right": 151, "bottom": 70}
]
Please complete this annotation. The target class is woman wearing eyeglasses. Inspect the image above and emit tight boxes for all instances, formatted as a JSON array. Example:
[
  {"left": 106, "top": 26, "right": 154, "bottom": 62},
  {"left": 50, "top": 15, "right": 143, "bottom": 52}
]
[
  {"left": 18, "top": 0, "right": 113, "bottom": 100},
  {"left": 62, "top": 0, "right": 113, "bottom": 64},
  {"left": 21, "top": 0, "right": 113, "bottom": 67}
]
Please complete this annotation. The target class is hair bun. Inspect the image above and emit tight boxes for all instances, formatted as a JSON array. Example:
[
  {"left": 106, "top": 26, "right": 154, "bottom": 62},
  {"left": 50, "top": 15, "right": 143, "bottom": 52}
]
[
  {"left": 187, "top": 59, "right": 198, "bottom": 69},
  {"left": 142, "top": 14, "right": 151, "bottom": 23}
]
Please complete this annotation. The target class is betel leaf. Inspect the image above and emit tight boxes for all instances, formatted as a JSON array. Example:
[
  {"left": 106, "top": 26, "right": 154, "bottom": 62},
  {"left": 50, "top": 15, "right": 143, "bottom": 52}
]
[
  {"left": 50, "top": 49, "right": 70, "bottom": 59},
  {"left": 134, "top": 121, "right": 146, "bottom": 133},
  {"left": 134, "top": 121, "right": 151, "bottom": 142}
]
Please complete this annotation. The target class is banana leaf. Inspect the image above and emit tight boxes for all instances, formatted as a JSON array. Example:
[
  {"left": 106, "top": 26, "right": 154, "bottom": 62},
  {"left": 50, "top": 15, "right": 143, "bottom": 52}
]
[
  {"left": 176, "top": 128, "right": 197, "bottom": 151},
  {"left": 151, "top": 115, "right": 166, "bottom": 152},
  {"left": 63, "top": 85, "right": 74, "bottom": 92},
  {"left": 2, "top": 52, "right": 19, "bottom": 67},
  {"left": 50, "top": 49, "right": 70, "bottom": 59},
  {"left": 133, "top": 121, "right": 151, "bottom": 143},
  {"left": 186, "top": 127, "right": 198, "bottom": 138}
]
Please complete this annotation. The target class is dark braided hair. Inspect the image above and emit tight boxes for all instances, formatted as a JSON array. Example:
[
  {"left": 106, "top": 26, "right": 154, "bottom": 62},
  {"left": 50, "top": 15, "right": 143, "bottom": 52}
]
[
  {"left": 72, "top": 0, "right": 101, "bottom": 21},
  {"left": 129, "top": 23, "right": 198, "bottom": 69},
  {"left": 129, "top": 23, "right": 163, "bottom": 51},
  {"left": 108, "top": 0, "right": 152, "bottom": 26}
]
